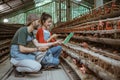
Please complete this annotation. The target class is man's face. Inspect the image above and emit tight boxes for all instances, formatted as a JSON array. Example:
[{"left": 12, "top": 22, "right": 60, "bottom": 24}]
[{"left": 32, "top": 20, "right": 40, "bottom": 30}]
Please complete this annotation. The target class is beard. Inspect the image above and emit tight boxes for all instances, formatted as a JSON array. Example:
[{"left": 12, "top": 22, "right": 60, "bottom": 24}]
[{"left": 33, "top": 24, "right": 40, "bottom": 30}]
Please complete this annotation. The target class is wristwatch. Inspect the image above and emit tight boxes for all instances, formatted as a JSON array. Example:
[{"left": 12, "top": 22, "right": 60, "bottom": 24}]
[{"left": 36, "top": 47, "right": 39, "bottom": 51}]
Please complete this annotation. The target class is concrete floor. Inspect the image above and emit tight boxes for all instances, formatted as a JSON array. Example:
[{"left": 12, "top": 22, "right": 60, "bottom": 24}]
[
  {"left": 0, "top": 59, "right": 12, "bottom": 80},
  {"left": 6, "top": 69, "right": 70, "bottom": 80},
  {"left": 0, "top": 59, "right": 70, "bottom": 80}
]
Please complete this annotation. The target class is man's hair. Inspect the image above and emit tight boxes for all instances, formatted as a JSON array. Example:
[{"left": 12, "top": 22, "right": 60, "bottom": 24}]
[{"left": 26, "top": 14, "right": 39, "bottom": 26}]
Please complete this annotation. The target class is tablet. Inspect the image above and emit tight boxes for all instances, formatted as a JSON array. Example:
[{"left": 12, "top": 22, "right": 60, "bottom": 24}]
[{"left": 63, "top": 32, "right": 74, "bottom": 44}]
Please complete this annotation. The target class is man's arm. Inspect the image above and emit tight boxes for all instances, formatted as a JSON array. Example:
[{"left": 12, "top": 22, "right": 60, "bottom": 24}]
[
  {"left": 19, "top": 45, "right": 37, "bottom": 53},
  {"left": 19, "top": 39, "right": 59, "bottom": 53},
  {"left": 19, "top": 45, "right": 49, "bottom": 53}
]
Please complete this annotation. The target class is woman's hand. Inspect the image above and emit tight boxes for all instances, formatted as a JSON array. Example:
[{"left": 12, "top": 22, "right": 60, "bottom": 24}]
[
  {"left": 54, "top": 39, "right": 63, "bottom": 45},
  {"left": 47, "top": 34, "right": 58, "bottom": 42},
  {"left": 51, "top": 34, "right": 58, "bottom": 38}
]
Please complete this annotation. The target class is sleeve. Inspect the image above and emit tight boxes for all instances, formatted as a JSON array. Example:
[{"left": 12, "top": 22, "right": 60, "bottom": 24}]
[
  {"left": 36, "top": 28, "right": 47, "bottom": 43},
  {"left": 17, "top": 29, "right": 27, "bottom": 46}
]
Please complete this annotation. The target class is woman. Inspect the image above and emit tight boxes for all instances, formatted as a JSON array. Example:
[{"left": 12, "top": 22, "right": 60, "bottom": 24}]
[{"left": 36, "top": 12, "right": 62, "bottom": 69}]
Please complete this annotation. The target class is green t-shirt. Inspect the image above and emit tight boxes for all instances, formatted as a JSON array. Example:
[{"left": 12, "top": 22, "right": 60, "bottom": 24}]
[{"left": 11, "top": 27, "right": 35, "bottom": 46}]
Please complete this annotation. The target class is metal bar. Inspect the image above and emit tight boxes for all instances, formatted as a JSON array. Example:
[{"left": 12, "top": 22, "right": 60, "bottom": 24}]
[
  {"left": 73, "top": 36, "right": 120, "bottom": 46},
  {"left": 59, "top": 0, "right": 61, "bottom": 22},
  {"left": 62, "top": 46, "right": 119, "bottom": 80},
  {"left": 63, "top": 43, "right": 120, "bottom": 66},
  {"left": 55, "top": 16, "right": 120, "bottom": 29},
  {"left": 20, "top": 0, "right": 24, "bottom": 4},
  {"left": 66, "top": 0, "right": 71, "bottom": 21}
]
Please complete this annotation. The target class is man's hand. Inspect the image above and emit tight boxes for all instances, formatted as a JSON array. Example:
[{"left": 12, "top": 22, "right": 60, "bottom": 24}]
[{"left": 37, "top": 46, "right": 49, "bottom": 52}]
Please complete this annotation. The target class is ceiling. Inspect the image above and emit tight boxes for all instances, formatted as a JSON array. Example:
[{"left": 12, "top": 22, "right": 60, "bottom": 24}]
[
  {"left": 74, "top": 0, "right": 112, "bottom": 8},
  {"left": 0, "top": 0, "right": 112, "bottom": 17},
  {"left": 0, "top": 0, "right": 35, "bottom": 17}
]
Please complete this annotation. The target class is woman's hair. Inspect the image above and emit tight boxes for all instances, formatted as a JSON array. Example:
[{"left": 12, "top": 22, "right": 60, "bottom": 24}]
[{"left": 40, "top": 12, "right": 52, "bottom": 25}]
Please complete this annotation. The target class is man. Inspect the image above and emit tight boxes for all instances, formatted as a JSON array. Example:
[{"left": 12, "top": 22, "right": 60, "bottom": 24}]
[{"left": 10, "top": 14, "right": 61, "bottom": 77}]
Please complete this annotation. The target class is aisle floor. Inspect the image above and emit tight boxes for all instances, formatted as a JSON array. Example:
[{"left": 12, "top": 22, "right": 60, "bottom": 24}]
[
  {"left": 0, "top": 59, "right": 69, "bottom": 80},
  {"left": 6, "top": 68, "right": 70, "bottom": 80}
]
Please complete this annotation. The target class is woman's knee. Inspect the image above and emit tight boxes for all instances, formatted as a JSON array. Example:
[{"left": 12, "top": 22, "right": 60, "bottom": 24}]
[
  {"left": 57, "top": 46, "right": 62, "bottom": 50},
  {"left": 54, "top": 46, "right": 62, "bottom": 53},
  {"left": 42, "top": 58, "right": 59, "bottom": 66},
  {"left": 53, "top": 58, "right": 60, "bottom": 65}
]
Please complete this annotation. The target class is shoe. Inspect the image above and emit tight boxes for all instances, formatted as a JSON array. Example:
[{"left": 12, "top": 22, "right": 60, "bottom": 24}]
[
  {"left": 25, "top": 70, "right": 43, "bottom": 74},
  {"left": 54, "top": 65, "right": 61, "bottom": 69},
  {"left": 42, "top": 65, "right": 61, "bottom": 71},
  {"left": 14, "top": 69, "right": 25, "bottom": 77}
]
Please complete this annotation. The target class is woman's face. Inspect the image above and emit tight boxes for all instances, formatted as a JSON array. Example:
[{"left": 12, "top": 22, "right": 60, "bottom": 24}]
[{"left": 43, "top": 18, "right": 52, "bottom": 30}]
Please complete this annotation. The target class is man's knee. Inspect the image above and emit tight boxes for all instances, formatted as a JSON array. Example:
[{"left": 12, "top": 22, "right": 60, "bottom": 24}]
[
  {"left": 30, "top": 62, "right": 41, "bottom": 72},
  {"left": 19, "top": 60, "right": 42, "bottom": 72}
]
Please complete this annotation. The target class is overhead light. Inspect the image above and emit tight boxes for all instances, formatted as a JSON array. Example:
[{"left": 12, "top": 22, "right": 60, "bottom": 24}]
[
  {"left": 76, "top": 0, "right": 82, "bottom": 1},
  {"left": 0, "top": 6, "right": 4, "bottom": 10},
  {"left": 3, "top": 19, "right": 9, "bottom": 23},
  {"left": 34, "top": 0, "right": 44, "bottom": 3},
  {"left": 34, "top": 0, "right": 52, "bottom": 7}
]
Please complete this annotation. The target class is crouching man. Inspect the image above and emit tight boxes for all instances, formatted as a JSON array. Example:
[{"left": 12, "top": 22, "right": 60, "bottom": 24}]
[{"left": 10, "top": 14, "right": 61, "bottom": 77}]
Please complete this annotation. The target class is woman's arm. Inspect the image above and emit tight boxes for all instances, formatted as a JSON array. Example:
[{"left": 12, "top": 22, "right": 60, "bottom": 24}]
[{"left": 47, "top": 34, "right": 58, "bottom": 42}]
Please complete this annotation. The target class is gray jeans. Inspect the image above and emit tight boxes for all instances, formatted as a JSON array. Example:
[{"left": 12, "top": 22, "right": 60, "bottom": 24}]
[{"left": 10, "top": 45, "right": 44, "bottom": 72}]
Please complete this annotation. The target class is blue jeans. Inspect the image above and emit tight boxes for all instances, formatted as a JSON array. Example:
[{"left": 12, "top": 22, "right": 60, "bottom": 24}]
[
  {"left": 10, "top": 45, "right": 41, "bottom": 72},
  {"left": 41, "top": 46, "right": 62, "bottom": 66},
  {"left": 10, "top": 45, "right": 35, "bottom": 60}
]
